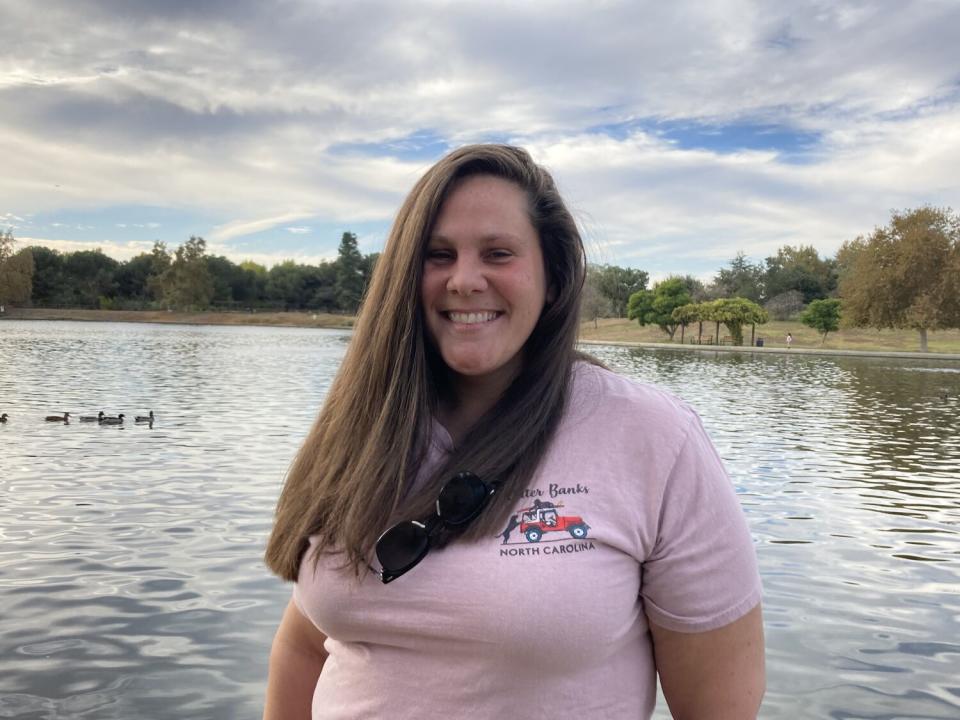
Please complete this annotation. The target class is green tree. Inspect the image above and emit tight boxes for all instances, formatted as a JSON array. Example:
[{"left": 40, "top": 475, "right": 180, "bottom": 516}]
[
  {"left": 708, "top": 297, "right": 769, "bottom": 346},
  {"left": 157, "top": 236, "right": 214, "bottom": 310},
  {"left": 239, "top": 261, "right": 268, "bottom": 305},
  {"left": 763, "top": 244, "right": 838, "bottom": 303},
  {"left": 144, "top": 241, "right": 172, "bottom": 302},
  {"left": 670, "top": 302, "right": 703, "bottom": 344},
  {"left": 595, "top": 264, "right": 649, "bottom": 317},
  {"left": 26, "top": 245, "right": 64, "bottom": 305},
  {"left": 62, "top": 250, "right": 119, "bottom": 307},
  {"left": 334, "top": 232, "right": 365, "bottom": 312},
  {"left": 266, "top": 260, "right": 308, "bottom": 309},
  {"left": 711, "top": 252, "right": 765, "bottom": 303},
  {"left": 0, "top": 229, "right": 34, "bottom": 307},
  {"left": 838, "top": 206, "right": 960, "bottom": 352},
  {"left": 627, "top": 277, "right": 692, "bottom": 340},
  {"left": 800, "top": 298, "right": 841, "bottom": 345},
  {"left": 115, "top": 253, "right": 161, "bottom": 305}
]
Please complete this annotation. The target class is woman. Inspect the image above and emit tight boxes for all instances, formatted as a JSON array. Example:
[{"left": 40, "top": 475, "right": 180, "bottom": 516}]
[{"left": 264, "top": 145, "right": 764, "bottom": 719}]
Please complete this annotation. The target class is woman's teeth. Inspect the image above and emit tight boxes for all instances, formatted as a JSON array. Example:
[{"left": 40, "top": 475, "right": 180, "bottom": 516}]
[{"left": 447, "top": 311, "right": 498, "bottom": 324}]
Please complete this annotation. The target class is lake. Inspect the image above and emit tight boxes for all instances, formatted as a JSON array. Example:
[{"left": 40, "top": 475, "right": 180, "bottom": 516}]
[{"left": 1, "top": 320, "right": 958, "bottom": 719}]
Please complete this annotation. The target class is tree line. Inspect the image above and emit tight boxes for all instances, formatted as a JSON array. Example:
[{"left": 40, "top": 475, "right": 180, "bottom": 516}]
[
  {"left": 2, "top": 206, "right": 958, "bottom": 350},
  {"left": 583, "top": 206, "right": 959, "bottom": 351},
  {"left": 0, "top": 231, "right": 377, "bottom": 313}
]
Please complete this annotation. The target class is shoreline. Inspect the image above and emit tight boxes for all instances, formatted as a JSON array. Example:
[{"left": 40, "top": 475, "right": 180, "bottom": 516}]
[
  {"left": 5, "top": 307, "right": 960, "bottom": 361},
  {"left": 0, "top": 307, "right": 354, "bottom": 330},
  {"left": 578, "top": 339, "right": 960, "bottom": 361}
]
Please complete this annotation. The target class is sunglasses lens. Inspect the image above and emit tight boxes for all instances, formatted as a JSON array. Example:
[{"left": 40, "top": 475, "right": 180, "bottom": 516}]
[
  {"left": 437, "top": 472, "right": 488, "bottom": 526},
  {"left": 376, "top": 521, "right": 430, "bottom": 574}
]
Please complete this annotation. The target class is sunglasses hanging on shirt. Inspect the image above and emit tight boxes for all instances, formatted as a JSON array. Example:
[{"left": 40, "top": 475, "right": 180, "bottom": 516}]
[{"left": 370, "top": 471, "right": 497, "bottom": 584}]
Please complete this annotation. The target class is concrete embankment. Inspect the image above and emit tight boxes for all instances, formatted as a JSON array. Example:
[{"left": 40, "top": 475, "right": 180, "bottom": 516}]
[{"left": 578, "top": 339, "right": 960, "bottom": 361}]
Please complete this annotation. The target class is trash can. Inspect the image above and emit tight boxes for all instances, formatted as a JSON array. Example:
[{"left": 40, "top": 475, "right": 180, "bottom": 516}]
[{"left": 756, "top": 338, "right": 764, "bottom": 347}]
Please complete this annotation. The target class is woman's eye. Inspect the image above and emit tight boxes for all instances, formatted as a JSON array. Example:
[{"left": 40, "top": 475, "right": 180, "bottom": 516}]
[
  {"left": 426, "top": 249, "right": 453, "bottom": 262},
  {"left": 487, "top": 249, "right": 513, "bottom": 261}
]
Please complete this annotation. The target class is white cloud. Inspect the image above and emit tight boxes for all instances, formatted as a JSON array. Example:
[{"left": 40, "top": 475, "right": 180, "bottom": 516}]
[
  {"left": 286, "top": 226, "right": 310, "bottom": 234},
  {"left": 0, "top": 0, "right": 958, "bottom": 274}
]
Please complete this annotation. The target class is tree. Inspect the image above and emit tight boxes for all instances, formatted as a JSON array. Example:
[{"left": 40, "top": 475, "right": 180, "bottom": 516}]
[
  {"left": 26, "top": 246, "right": 64, "bottom": 305},
  {"left": 239, "top": 261, "right": 268, "bottom": 305},
  {"left": 627, "top": 277, "right": 692, "bottom": 340},
  {"left": 763, "top": 244, "right": 838, "bottom": 304},
  {"left": 708, "top": 297, "right": 769, "bottom": 346},
  {"left": 594, "top": 264, "right": 648, "bottom": 318},
  {"left": 157, "top": 236, "right": 214, "bottom": 310},
  {"left": 0, "top": 229, "right": 34, "bottom": 307},
  {"left": 61, "top": 250, "right": 119, "bottom": 307},
  {"left": 764, "top": 290, "right": 805, "bottom": 321},
  {"left": 711, "top": 252, "right": 765, "bottom": 303},
  {"left": 266, "top": 260, "right": 308, "bottom": 309},
  {"left": 581, "top": 265, "right": 612, "bottom": 328},
  {"left": 334, "top": 232, "right": 365, "bottom": 312},
  {"left": 800, "top": 298, "right": 841, "bottom": 345},
  {"left": 115, "top": 253, "right": 161, "bottom": 304},
  {"left": 670, "top": 303, "right": 703, "bottom": 344},
  {"left": 838, "top": 206, "right": 960, "bottom": 352},
  {"left": 145, "top": 241, "right": 172, "bottom": 302}
]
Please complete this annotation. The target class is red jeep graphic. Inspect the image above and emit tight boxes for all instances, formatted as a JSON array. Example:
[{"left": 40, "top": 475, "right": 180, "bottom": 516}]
[{"left": 519, "top": 503, "right": 590, "bottom": 543}]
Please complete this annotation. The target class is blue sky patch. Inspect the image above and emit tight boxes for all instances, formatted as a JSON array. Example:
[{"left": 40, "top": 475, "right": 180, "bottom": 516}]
[
  {"left": 589, "top": 118, "right": 821, "bottom": 160},
  {"left": 328, "top": 130, "right": 452, "bottom": 161}
]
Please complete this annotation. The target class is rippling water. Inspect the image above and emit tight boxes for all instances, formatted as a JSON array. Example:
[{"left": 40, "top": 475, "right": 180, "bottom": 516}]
[{"left": 1, "top": 321, "right": 958, "bottom": 719}]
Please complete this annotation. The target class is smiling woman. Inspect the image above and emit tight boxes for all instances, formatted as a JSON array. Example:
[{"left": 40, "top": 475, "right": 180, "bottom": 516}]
[
  {"left": 422, "top": 174, "right": 552, "bottom": 437},
  {"left": 262, "top": 144, "right": 764, "bottom": 720}
]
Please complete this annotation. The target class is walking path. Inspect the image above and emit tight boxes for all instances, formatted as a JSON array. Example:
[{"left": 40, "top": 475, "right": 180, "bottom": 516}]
[{"left": 579, "top": 339, "right": 960, "bottom": 361}]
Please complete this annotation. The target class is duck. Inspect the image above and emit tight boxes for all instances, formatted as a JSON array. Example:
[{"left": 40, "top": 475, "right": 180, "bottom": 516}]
[
  {"left": 0, "top": 413, "right": 8, "bottom": 423},
  {"left": 135, "top": 410, "right": 154, "bottom": 423},
  {"left": 45, "top": 412, "right": 70, "bottom": 422},
  {"left": 99, "top": 414, "right": 125, "bottom": 425},
  {"left": 79, "top": 411, "right": 105, "bottom": 422}
]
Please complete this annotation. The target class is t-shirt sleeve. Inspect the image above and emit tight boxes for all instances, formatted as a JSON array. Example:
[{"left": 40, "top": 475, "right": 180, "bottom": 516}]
[{"left": 641, "top": 411, "right": 762, "bottom": 633}]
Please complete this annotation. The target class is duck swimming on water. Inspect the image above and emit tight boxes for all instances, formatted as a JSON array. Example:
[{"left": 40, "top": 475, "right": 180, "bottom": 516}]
[
  {"left": 80, "top": 411, "right": 105, "bottom": 422},
  {"left": 135, "top": 411, "right": 154, "bottom": 423},
  {"left": 45, "top": 412, "right": 70, "bottom": 422},
  {"left": 0, "top": 413, "right": 8, "bottom": 423},
  {"left": 99, "top": 414, "right": 125, "bottom": 425}
]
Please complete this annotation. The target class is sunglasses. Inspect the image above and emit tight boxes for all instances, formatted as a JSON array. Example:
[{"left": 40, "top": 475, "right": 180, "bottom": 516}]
[{"left": 370, "top": 471, "right": 496, "bottom": 584}]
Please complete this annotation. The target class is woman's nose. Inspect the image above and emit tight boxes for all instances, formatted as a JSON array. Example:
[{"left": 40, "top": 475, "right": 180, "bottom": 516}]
[{"left": 446, "top": 256, "right": 487, "bottom": 294}]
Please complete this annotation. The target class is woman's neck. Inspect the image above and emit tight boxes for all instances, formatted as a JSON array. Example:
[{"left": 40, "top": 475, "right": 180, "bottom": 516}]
[{"left": 438, "top": 364, "right": 518, "bottom": 444}]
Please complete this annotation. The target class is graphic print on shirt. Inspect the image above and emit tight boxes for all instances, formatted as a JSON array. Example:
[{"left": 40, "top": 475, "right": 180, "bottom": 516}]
[{"left": 497, "top": 484, "right": 596, "bottom": 557}]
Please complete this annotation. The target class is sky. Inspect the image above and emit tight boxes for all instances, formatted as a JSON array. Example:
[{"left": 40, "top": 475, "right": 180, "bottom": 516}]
[{"left": 2, "top": 0, "right": 959, "bottom": 281}]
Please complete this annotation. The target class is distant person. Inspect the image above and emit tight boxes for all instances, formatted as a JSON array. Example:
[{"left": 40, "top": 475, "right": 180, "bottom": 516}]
[
  {"left": 786, "top": 332, "right": 793, "bottom": 348},
  {"left": 262, "top": 144, "right": 765, "bottom": 720}
]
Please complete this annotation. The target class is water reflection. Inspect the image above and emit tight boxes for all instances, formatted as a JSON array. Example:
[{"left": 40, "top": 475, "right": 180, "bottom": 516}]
[
  {"left": 1, "top": 323, "right": 958, "bottom": 719},
  {"left": 589, "top": 346, "right": 960, "bottom": 720}
]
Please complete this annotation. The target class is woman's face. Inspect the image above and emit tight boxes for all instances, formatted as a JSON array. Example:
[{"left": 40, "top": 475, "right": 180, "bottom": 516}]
[{"left": 421, "top": 174, "right": 549, "bottom": 395}]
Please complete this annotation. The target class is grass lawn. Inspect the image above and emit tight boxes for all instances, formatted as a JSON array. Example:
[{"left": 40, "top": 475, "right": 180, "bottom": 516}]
[
  {"left": 579, "top": 318, "right": 960, "bottom": 354},
  {"left": 6, "top": 307, "right": 960, "bottom": 354},
  {"left": 2, "top": 307, "right": 355, "bottom": 329}
]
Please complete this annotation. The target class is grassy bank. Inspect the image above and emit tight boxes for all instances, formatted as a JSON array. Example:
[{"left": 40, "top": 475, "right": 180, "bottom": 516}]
[
  {"left": 579, "top": 317, "right": 960, "bottom": 354},
  {"left": 6, "top": 307, "right": 960, "bottom": 353},
  {"left": 1, "top": 307, "right": 355, "bottom": 329}
]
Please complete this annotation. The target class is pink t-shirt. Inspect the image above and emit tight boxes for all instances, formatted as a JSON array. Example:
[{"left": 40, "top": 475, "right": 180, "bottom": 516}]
[{"left": 294, "top": 362, "right": 762, "bottom": 719}]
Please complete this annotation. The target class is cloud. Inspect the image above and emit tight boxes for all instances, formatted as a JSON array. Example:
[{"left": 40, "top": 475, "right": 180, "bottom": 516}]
[
  {"left": 210, "top": 213, "right": 316, "bottom": 242},
  {"left": 1, "top": 0, "right": 958, "bottom": 275},
  {"left": 286, "top": 226, "right": 310, "bottom": 234}
]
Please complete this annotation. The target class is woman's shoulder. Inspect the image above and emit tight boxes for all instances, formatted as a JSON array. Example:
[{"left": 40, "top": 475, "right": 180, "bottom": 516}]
[{"left": 570, "top": 360, "right": 698, "bottom": 436}]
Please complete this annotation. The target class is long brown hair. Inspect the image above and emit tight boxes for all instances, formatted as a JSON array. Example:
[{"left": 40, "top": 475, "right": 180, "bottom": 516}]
[{"left": 265, "top": 144, "right": 586, "bottom": 580}]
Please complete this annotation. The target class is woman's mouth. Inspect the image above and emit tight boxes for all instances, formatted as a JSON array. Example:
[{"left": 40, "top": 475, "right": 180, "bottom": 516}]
[{"left": 445, "top": 311, "right": 501, "bottom": 324}]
